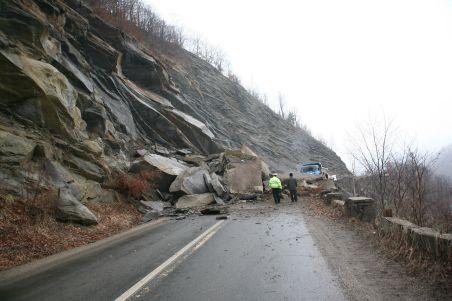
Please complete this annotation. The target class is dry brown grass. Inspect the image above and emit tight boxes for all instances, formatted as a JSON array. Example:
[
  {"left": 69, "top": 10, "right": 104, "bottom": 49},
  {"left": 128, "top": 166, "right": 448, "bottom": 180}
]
[
  {"left": 304, "top": 195, "right": 344, "bottom": 220},
  {"left": 0, "top": 192, "right": 142, "bottom": 271},
  {"left": 107, "top": 170, "right": 158, "bottom": 199},
  {"left": 376, "top": 228, "right": 452, "bottom": 292}
]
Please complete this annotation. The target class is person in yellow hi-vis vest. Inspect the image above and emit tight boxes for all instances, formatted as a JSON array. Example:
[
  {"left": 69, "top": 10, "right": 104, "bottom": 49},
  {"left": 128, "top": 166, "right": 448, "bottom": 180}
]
[{"left": 268, "top": 173, "right": 282, "bottom": 204}]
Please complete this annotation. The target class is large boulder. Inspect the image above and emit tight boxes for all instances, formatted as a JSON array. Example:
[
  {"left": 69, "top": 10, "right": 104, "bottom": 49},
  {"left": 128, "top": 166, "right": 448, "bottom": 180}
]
[
  {"left": 319, "top": 179, "right": 337, "bottom": 191},
  {"left": 141, "top": 211, "right": 160, "bottom": 223},
  {"left": 210, "top": 173, "right": 226, "bottom": 197},
  {"left": 225, "top": 159, "right": 263, "bottom": 194},
  {"left": 140, "top": 200, "right": 165, "bottom": 212},
  {"left": 130, "top": 154, "right": 188, "bottom": 191},
  {"left": 224, "top": 150, "right": 264, "bottom": 194},
  {"left": 238, "top": 145, "right": 271, "bottom": 179},
  {"left": 169, "top": 166, "right": 210, "bottom": 195},
  {"left": 175, "top": 193, "right": 215, "bottom": 209},
  {"left": 55, "top": 195, "right": 98, "bottom": 225},
  {"left": 260, "top": 161, "right": 271, "bottom": 180},
  {"left": 30, "top": 159, "right": 99, "bottom": 225},
  {"left": 0, "top": 52, "right": 87, "bottom": 139},
  {"left": 203, "top": 173, "right": 214, "bottom": 193}
]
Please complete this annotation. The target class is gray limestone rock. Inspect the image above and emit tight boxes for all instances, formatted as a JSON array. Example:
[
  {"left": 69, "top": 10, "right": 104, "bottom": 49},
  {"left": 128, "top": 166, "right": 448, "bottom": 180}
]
[
  {"left": 169, "top": 167, "right": 210, "bottom": 195},
  {"left": 175, "top": 193, "right": 215, "bottom": 209}
]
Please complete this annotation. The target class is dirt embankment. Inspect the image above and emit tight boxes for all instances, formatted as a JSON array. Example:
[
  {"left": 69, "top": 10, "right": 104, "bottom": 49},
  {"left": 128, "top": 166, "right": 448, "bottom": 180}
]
[{"left": 0, "top": 195, "right": 141, "bottom": 271}]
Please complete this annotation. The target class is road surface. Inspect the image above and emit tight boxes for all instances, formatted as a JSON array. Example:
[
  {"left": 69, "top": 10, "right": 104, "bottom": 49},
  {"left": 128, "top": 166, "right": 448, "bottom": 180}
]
[
  {"left": 0, "top": 199, "right": 444, "bottom": 301},
  {"left": 0, "top": 203, "right": 345, "bottom": 301},
  {"left": 134, "top": 210, "right": 345, "bottom": 301}
]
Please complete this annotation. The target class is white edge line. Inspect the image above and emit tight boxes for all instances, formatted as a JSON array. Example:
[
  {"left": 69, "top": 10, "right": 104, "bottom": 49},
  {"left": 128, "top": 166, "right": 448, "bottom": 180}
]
[{"left": 114, "top": 220, "right": 225, "bottom": 301}]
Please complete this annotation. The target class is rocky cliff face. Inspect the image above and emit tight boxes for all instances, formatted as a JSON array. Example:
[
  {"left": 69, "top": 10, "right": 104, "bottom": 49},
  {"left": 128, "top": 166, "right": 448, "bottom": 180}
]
[
  {"left": 160, "top": 49, "right": 349, "bottom": 174},
  {"left": 0, "top": 0, "right": 349, "bottom": 221}
]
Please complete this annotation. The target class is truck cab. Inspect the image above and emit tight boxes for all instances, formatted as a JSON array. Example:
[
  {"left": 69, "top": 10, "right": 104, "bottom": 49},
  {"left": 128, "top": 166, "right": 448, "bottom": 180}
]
[
  {"left": 300, "top": 163, "right": 322, "bottom": 175},
  {"left": 298, "top": 162, "right": 328, "bottom": 181}
]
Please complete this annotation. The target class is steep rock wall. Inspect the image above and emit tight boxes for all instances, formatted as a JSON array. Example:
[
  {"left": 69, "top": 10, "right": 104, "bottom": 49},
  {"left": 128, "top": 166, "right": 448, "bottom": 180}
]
[{"left": 0, "top": 0, "right": 349, "bottom": 199}]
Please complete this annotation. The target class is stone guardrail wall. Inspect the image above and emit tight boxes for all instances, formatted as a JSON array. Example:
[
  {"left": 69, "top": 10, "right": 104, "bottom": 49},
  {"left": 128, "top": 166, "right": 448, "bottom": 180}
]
[
  {"left": 379, "top": 217, "right": 451, "bottom": 262},
  {"left": 325, "top": 192, "right": 376, "bottom": 223},
  {"left": 321, "top": 180, "right": 451, "bottom": 262}
]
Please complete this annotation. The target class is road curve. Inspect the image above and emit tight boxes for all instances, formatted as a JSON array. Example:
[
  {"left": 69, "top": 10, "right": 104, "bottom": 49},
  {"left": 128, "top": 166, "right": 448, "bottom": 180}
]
[{"left": 1, "top": 206, "right": 346, "bottom": 301}]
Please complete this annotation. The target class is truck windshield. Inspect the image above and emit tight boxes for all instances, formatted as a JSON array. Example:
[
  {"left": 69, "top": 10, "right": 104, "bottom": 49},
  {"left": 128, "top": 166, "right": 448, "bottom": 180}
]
[{"left": 301, "top": 165, "right": 321, "bottom": 174}]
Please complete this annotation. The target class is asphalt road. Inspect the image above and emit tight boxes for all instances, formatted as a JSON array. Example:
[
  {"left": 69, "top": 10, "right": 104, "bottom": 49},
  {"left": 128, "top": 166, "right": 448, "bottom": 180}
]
[
  {"left": 0, "top": 206, "right": 346, "bottom": 301},
  {"left": 0, "top": 217, "right": 217, "bottom": 301},
  {"left": 135, "top": 211, "right": 346, "bottom": 301}
]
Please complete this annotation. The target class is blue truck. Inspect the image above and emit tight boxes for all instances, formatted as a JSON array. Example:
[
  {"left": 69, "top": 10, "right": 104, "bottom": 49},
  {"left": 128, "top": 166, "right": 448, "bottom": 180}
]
[
  {"left": 298, "top": 162, "right": 332, "bottom": 181},
  {"left": 300, "top": 163, "right": 322, "bottom": 175}
]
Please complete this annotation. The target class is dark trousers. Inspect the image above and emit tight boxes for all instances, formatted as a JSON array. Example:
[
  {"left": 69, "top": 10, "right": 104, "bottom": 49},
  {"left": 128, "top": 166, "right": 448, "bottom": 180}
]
[
  {"left": 290, "top": 190, "right": 298, "bottom": 202},
  {"left": 272, "top": 188, "right": 281, "bottom": 204}
]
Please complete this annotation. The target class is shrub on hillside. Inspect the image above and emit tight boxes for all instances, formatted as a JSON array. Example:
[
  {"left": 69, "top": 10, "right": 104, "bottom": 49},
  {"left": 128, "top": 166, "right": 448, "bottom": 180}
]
[{"left": 110, "top": 171, "right": 156, "bottom": 199}]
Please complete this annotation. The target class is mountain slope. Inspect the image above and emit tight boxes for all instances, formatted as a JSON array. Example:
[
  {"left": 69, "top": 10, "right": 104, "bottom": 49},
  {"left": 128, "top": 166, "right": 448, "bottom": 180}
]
[
  {"left": 159, "top": 48, "right": 348, "bottom": 174},
  {"left": 0, "top": 0, "right": 349, "bottom": 178}
]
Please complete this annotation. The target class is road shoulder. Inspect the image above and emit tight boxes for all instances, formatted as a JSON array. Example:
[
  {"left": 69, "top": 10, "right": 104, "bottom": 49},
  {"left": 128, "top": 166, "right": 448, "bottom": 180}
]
[
  {"left": 0, "top": 218, "right": 168, "bottom": 286},
  {"left": 301, "top": 202, "right": 448, "bottom": 301}
]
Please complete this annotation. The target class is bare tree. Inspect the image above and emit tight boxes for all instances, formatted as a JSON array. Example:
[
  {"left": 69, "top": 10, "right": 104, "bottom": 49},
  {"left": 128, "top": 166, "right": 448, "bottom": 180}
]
[
  {"left": 287, "top": 111, "right": 297, "bottom": 126},
  {"left": 426, "top": 175, "right": 452, "bottom": 232},
  {"left": 247, "top": 88, "right": 260, "bottom": 100},
  {"left": 89, "top": 0, "right": 224, "bottom": 68},
  {"left": 406, "top": 148, "right": 433, "bottom": 226},
  {"left": 185, "top": 38, "right": 229, "bottom": 72},
  {"left": 387, "top": 148, "right": 410, "bottom": 215},
  {"left": 350, "top": 125, "right": 451, "bottom": 231},
  {"left": 188, "top": 34, "right": 203, "bottom": 55},
  {"left": 212, "top": 47, "right": 227, "bottom": 73},
  {"left": 228, "top": 71, "right": 240, "bottom": 84},
  {"left": 349, "top": 115, "right": 396, "bottom": 211},
  {"left": 350, "top": 157, "right": 357, "bottom": 196},
  {"left": 261, "top": 94, "right": 269, "bottom": 106},
  {"left": 300, "top": 123, "right": 311, "bottom": 135},
  {"left": 278, "top": 92, "right": 286, "bottom": 119}
]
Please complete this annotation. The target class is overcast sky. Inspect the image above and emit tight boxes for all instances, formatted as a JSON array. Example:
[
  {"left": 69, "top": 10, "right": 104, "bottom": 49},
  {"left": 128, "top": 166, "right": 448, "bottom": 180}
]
[{"left": 144, "top": 0, "right": 452, "bottom": 166}]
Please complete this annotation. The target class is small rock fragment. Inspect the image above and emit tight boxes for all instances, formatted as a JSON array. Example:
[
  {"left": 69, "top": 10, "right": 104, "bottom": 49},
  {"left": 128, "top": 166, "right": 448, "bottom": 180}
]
[{"left": 201, "top": 208, "right": 222, "bottom": 215}]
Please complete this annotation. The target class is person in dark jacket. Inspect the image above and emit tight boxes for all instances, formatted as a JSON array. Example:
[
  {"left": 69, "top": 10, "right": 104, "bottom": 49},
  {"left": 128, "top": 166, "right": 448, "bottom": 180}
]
[{"left": 287, "top": 173, "right": 298, "bottom": 202}]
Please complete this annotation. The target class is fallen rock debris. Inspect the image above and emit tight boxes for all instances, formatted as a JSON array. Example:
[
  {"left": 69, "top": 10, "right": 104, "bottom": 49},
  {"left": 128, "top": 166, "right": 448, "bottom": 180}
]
[{"left": 125, "top": 145, "right": 275, "bottom": 221}]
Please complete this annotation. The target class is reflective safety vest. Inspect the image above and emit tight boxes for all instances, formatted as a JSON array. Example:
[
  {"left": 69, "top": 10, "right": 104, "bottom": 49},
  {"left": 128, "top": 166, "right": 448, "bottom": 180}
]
[{"left": 268, "top": 176, "right": 282, "bottom": 189}]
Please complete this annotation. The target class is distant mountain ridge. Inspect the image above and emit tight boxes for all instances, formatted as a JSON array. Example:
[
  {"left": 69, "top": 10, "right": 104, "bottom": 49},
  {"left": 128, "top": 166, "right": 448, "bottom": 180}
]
[{"left": 435, "top": 144, "right": 452, "bottom": 179}]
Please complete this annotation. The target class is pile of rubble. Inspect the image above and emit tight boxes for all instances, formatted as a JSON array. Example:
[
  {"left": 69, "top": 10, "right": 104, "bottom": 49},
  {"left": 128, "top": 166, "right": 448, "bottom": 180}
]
[
  {"left": 298, "top": 177, "right": 377, "bottom": 223},
  {"left": 131, "top": 145, "right": 270, "bottom": 222}
]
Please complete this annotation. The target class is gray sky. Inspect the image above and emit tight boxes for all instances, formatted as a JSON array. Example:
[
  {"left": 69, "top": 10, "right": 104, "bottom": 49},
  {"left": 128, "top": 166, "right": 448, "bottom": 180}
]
[{"left": 144, "top": 0, "right": 452, "bottom": 165}]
